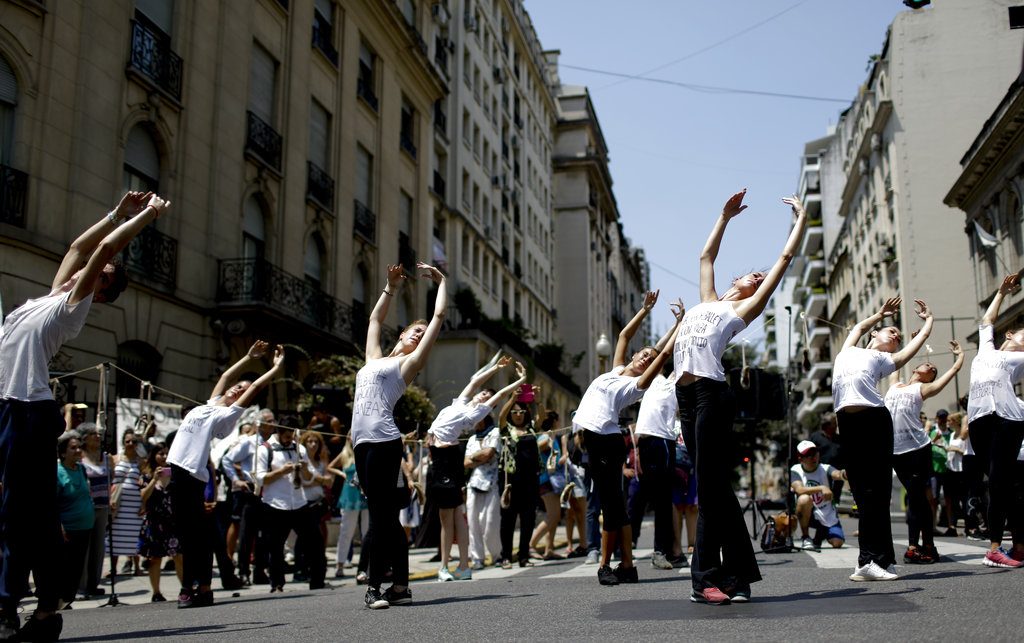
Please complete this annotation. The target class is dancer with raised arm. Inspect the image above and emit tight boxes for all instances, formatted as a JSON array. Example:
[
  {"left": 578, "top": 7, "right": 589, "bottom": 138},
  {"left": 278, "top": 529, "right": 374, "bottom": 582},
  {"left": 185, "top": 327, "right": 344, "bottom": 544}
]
[
  {"left": 0, "top": 191, "right": 168, "bottom": 640},
  {"left": 167, "top": 341, "right": 285, "bottom": 608},
  {"left": 428, "top": 357, "right": 526, "bottom": 581},
  {"left": 833, "top": 296, "right": 932, "bottom": 581},
  {"left": 885, "top": 340, "right": 964, "bottom": 564},
  {"left": 967, "top": 273, "right": 1024, "bottom": 567},
  {"left": 573, "top": 290, "right": 681, "bottom": 586},
  {"left": 675, "top": 190, "right": 807, "bottom": 605},
  {"left": 353, "top": 263, "right": 446, "bottom": 610}
]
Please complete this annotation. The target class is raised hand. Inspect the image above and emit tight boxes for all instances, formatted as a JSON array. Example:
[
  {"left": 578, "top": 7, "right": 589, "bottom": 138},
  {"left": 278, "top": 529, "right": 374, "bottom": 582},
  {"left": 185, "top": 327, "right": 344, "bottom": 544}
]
[
  {"left": 114, "top": 191, "right": 152, "bottom": 220},
  {"left": 247, "top": 340, "right": 269, "bottom": 360},
  {"left": 497, "top": 356, "right": 513, "bottom": 369},
  {"left": 642, "top": 290, "right": 660, "bottom": 311},
  {"left": 146, "top": 193, "right": 171, "bottom": 217},
  {"left": 722, "top": 189, "right": 749, "bottom": 219},
  {"left": 417, "top": 262, "right": 445, "bottom": 284},
  {"left": 670, "top": 298, "right": 686, "bottom": 322},
  {"left": 514, "top": 361, "right": 526, "bottom": 379},
  {"left": 950, "top": 340, "right": 962, "bottom": 357},
  {"left": 879, "top": 296, "right": 901, "bottom": 317},
  {"left": 386, "top": 264, "right": 405, "bottom": 289},
  {"left": 271, "top": 344, "right": 286, "bottom": 368},
  {"left": 782, "top": 195, "right": 805, "bottom": 217},
  {"left": 999, "top": 273, "right": 1021, "bottom": 295},
  {"left": 914, "top": 299, "right": 931, "bottom": 320}
]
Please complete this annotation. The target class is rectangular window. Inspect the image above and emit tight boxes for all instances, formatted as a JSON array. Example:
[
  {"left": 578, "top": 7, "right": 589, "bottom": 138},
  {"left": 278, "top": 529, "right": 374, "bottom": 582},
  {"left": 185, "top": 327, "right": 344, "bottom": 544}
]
[
  {"left": 136, "top": 0, "right": 174, "bottom": 35},
  {"left": 312, "top": 0, "right": 338, "bottom": 65},
  {"left": 249, "top": 42, "right": 277, "bottom": 124},
  {"left": 399, "top": 190, "right": 413, "bottom": 236},
  {"left": 309, "top": 99, "right": 330, "bottom": 170},
  {"left": 401, "top": 0, "right": 416, "bottom": 26},
  {"left": 357, "top": 41, "right": 378, "bottom": 109},
  {"left": 400, "top": 97, "right": 417, "bottom": 158},
  {"left": 355, "top": 144, "right": 373, "bottom": 209}
]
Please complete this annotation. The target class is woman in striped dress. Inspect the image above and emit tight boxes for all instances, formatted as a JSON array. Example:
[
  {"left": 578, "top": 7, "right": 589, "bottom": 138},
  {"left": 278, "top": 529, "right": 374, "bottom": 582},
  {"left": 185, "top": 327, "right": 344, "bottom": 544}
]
[{"left": 108, "top": 430, "right": 144, "bottom": 575}]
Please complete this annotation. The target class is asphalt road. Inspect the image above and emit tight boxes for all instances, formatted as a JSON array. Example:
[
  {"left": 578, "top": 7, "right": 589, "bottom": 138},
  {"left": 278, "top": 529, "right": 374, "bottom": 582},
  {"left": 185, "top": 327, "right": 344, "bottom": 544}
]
[{"left": 48, "top": 516, "right": 1024, "bottom": 642}]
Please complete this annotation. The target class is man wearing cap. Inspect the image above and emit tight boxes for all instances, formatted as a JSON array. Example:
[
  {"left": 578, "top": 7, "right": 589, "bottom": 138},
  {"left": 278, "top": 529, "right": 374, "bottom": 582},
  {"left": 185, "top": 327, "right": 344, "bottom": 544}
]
[{"left": 791, "top": 440, "right": 847, "bottom": 551}]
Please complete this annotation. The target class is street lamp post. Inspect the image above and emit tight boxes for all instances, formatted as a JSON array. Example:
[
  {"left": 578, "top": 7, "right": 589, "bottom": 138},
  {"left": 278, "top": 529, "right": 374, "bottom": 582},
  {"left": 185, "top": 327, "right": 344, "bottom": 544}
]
[{"left": 595, "top": 332, "right": 613, "bottom": 375}]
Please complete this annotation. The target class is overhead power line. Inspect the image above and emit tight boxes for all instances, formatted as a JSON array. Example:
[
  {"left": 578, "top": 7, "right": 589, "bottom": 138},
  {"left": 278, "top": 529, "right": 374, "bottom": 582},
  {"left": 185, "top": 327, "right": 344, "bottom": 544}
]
[{"left": 561, "top": 64, "right": 851, "bottom": 104}]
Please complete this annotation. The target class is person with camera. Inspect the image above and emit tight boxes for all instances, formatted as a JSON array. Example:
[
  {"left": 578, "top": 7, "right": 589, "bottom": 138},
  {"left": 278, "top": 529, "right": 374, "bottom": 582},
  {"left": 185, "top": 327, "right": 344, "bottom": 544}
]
[
  {"left": 138, "top": 443, "right": 181, "bottom": 601},
  {"left": 166, "top": 341, "right": 285, "bottom": 608},
  {"left": 221, "top": 408, "right": 275, "bottom": 585},
  {"left": 255, "top": 420, "right": 326, "bottom": 592}
]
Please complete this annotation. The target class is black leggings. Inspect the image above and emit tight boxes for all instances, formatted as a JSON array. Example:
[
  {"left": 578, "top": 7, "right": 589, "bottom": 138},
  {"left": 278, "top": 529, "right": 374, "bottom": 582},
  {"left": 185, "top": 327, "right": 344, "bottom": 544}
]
[
  {"left": 354, "top": 439, "right": 408, "bottom": 588},
  {"left": 263, "top": 504, "right": 326, "bottom": 588},
  {"left": 837, "top": 407, "right": 895, "bottom": 568},
  {"left": 628, "top": 436, "right": 675, "bottom": 554},
  {"left": 969, "top": 414, "right": 1024, "bottom": 545},
  {"left": 500, "top": 481, "right": 537, "bottom": 563},
  {"left": 170, "top": 465, "right": 214, "bottom": 591},
  {"left": 678, "top": 379, "right": 760, "bottom": 591},
  {"left": 893, "top": 445, "right": 933, "bottom": 548},
  {"left": 583, "top": 431, "right": 628, "bottom": 532}
]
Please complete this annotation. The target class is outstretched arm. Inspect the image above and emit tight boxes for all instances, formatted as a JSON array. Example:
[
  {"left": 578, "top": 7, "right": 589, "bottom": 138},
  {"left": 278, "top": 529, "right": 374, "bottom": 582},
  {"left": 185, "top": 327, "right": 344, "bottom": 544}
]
[
  {"left": 892, "top": 300, "right": 933, "bottom": 370},
  {"left": 636, "top": 323, "right": 681, "bottom": 390},
  {"left": 485, "top": 362, "right": 528, "bottom": 409},
  {"left": 366, "top": 264, "right": 405, "bottom": 360},
  {"left": 212, "top": 341, "right": 268, "bottom": 399},
  {"left": 234, "top": 345, "right": 285, "bottom": 408},
  {"left": 615, "top": 290, "right": 658, "bottom": 368},
  {"left": 400, "top": 263, "right": 447, "bottom": 383},
  {"left": 920, "top": 340, "right": 964, "bottom": 400},
  {"left": 735, "top": 196, "right": 807, "bottom": 324},
  {"left": 460, "top": 356, "right": 511, "bottom": 399},
  {"left": 982, "top": 273, "right": 1019, "bottom": 326},
  {"left": 699, "top": 189, "right": 748, "bottom": 303},
  {"left": 498, "top": 391, "right": 516, "bottom": 429},
  {"left": 54, "top": 191, "right": 152, "bottom": 290},
  {"left": 843, "top": 297, "right": 899, "bottom": 351},
  {"left": 68, "top": 193, "right": 170, "bottom": 305},
  {"left": 654, "top": 299, "right": 685, "bottom": 352}
]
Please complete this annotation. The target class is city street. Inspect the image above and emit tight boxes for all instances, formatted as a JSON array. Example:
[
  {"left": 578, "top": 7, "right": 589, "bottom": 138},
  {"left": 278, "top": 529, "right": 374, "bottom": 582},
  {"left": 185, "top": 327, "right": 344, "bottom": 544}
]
[{"left": 47, "top": 517, "right": 1023, "bottom": 641}]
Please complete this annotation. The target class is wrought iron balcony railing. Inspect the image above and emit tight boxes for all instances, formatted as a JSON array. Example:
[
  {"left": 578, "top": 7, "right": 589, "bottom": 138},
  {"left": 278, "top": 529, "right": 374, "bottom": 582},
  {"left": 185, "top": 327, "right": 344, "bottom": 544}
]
[
  {"left": 122, "top": 225, "right": 177, "bottom": 290},
  {"left": 245, "top": 110, "right": 282, "bottom": 171},
  {"left": 354, "top": 200, "right": 376, "bottom": 243},
  {"left": 0, "top": 164, "right": 28, "bottom": 227},
  {"left": 306, "top": 161, "right": 334, "bottom": 210},
  {"left": 127, "top": 19, "right": 183, "bottom": 101},
  {"left": 217, "top": 257, "right": 353, "bottom": 341}
]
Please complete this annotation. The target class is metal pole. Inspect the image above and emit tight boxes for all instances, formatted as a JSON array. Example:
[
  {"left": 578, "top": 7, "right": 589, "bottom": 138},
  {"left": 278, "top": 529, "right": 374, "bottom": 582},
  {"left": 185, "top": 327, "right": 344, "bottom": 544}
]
[
  {"left": 98, "top": 364, "right": 121, "bottom": 607},
  {"left": 950, "top": 315, "right": 960, "bottom": 403}
]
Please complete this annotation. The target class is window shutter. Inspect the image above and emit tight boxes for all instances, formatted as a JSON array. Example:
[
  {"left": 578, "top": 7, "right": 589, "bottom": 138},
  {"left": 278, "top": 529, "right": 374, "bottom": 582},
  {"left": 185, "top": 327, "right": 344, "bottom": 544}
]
[
  {"left": 249, "top": 43, "right": 276, "bottom": 124},
  {"left": 355, "top": 145, "right": 372, "bottom": 207},
  {"left": 309, "top": 100, "right": 330, "bottom": 170},
  {"left": 136, "top": 0, "right": 174, "bottom": 35},
  {"left": 125, "top": 126, "right": 160, "bottom": 182},
  {"left": 0, "top": 56, "right": 16, "bottom": 105}
]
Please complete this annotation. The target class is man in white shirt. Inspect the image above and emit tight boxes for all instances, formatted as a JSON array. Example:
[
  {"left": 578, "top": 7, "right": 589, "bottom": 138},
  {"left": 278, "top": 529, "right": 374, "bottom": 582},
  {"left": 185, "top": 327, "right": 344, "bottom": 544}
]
[
  {"left": 0, "top": 191, "right": 169, "bottom": 640},
  {"left": 791, "top": 440, "right": 847, "bottom": 551},
  {"left": 221, "top": 409, "right": 275, "bottom": 585}
]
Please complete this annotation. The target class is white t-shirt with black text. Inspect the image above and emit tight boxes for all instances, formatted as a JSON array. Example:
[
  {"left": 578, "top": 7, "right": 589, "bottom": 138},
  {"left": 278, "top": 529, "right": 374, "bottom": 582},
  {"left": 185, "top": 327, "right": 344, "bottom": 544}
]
[
  {"left": 967, "top": 324, "right": 1024, "bottom": 423},
  {"left": 884, "top": 383, "right": 931, "bottom": 455},
  {"left": 428, "top": 397, "right": 493, "bottom": 446},
  {"left": 573, "top": 365, "right": 644, "bottom": 435},
  {"left": 790, "top": 463, "right": 839, "bottom": 527},
  {"left": 832, "top": 346, "right": 896, "bottom": 411},
  {"left": 635, "top": 374, "right": 679, "bottom": 440},
  {"left": 167, "top": 398, "right": 246, "bottom": 482}
]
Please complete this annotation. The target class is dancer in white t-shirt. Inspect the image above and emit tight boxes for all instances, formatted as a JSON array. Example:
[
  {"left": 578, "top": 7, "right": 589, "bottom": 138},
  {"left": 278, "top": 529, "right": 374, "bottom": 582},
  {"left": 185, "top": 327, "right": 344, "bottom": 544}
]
[
  {"left": 884, "top": 341, "right": 964, "bottom": 565},
  {"left": 966, "top": 273, "right": 1024, "bottom": 568},
  {"left": 428, "top": 357, "right": 525, "bottom": 581},
  {"left": 675, "top": 191, "right": 807, "bottom": 605},
  {"left": 0, "top": 191, "right": 169, "bottom": 640},
  {"left": 833, "top": 296, "right": 933, "bottom": 582},
  {"left": 352, "top": 263, "right": 447, "bottom": 610},
  {"left": 167, "top": 341, "right": 284, "bottom": 608},
  {"left": 574, "top": 291, "right": 681, "bottom": 587}
]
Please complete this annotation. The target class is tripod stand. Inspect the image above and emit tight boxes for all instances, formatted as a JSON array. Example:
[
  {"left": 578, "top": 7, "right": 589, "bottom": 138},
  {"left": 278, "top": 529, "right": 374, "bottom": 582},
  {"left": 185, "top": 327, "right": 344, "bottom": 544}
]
[{"left": 96, "top": 364, "right": 122, "bottom": 608}]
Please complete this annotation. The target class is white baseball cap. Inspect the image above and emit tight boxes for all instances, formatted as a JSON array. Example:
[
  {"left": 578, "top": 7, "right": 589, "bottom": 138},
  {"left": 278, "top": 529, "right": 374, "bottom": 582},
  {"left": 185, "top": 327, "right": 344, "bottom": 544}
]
[{"left": 797, "top": 440, "right": 818, "bottom": 455}]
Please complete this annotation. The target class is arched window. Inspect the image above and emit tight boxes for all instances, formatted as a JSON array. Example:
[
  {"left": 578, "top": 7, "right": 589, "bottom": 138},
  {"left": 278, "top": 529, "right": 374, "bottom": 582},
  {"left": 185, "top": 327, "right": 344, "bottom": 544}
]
[
  {"left": 116, "top": 340, "right": 163, "bottom": 399},
  {"left": 124, "top": 124, "right": 160, "bottom": 192},
  {"left": 0, "top": 54, "right": 16, "bottom": 165},
  {"left": 304, "top": 233, "right": 325, "bottom": 290},
  {"left": 242, "top": 195, "right": 266, "bottom": 260}
]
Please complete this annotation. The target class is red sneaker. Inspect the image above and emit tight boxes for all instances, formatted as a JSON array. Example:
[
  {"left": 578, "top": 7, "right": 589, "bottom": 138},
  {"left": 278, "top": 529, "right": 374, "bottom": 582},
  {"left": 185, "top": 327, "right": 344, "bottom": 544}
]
[
  {"left": 689, "top": 586, "right": 731, "bottom": 605},
  {"left": 983, "top": 548, "right": 1023, "bottom": 568},
  {"left": 1009, "top": 548, "right": 1024, "bottom": 563}
]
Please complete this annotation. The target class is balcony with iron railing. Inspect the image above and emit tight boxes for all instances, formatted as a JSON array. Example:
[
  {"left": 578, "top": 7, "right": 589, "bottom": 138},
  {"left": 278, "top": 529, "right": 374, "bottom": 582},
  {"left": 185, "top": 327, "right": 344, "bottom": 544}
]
[
  {"left": 245, "top": 111, "right": 282, "bottom": 171},
  {"left": 306, "top": 161, "right": 334, "bottom": 210},
  {"left": 122, "top": 225, "right": 177, "bottom": 290},
  {"left": 0, "top": 164, "right": 28, "bottom": 227},
  {"left": 127, "top": 16, "right": 183, "bottom": 101},
  {"left": 217, "top": 257, "right": 353, "bottom": 342},
  {"left": 354, "top": 200, "right": 376, "bottom": 244}
]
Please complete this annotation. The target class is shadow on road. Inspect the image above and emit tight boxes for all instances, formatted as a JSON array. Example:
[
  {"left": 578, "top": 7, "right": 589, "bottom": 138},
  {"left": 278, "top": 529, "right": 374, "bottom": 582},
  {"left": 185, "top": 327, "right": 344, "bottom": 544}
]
[
  {"left": 415, "top": 593, "right": 537, "bottom": 606},
  {"left": 63, "top": 621, "right": 287, "bottom": 641},
  {"left": 599, "top": 587, "right": 924, "bottom": 621}
]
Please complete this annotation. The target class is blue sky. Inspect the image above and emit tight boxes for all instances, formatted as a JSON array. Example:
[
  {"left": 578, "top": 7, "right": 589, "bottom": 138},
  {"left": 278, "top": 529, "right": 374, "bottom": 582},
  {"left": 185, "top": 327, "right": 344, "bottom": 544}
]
[{"left": 525, "top": 0, "right": 906, "bottom": 344}]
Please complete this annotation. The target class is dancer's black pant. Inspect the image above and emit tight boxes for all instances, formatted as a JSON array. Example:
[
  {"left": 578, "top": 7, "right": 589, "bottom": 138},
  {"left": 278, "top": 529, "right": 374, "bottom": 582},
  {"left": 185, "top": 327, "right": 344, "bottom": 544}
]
[
  {"left": 893, "top": 445, "right": 933, "bottom": 548},
  {"left": 263, "top": 504, "right": 326, "bottom": 588},
  {"left": 583, "top": 431, "right": 628, "bottom": 532},
  {"left": 628, "top": 435, "right": 675, "bottom": 554},
  {"left": 354, "top": 438, "right": 408, "bottom": 588},
  {"left": 963, "top": 453, "right": 986, "bottom": 531},
  {"left": 234, "top": 490, "right": 261, "bottom": 577},
  {"left": 969, "top": 414, "right": 1024, "bottom": 545},
  {"left": 837, "top": 407, "right": 895, "bottom": 568},
  {"left": 678, "top": 379, "right": 760, "bottom": 591},
  {"left": 170, "top": 465, "right": 213, "bottom": 591},
  {"left": 500, "top": 482, "right": 537, "bottom": 563},
  {"left": 0, "top": 399, "right": 63, "bottom": 612}
]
